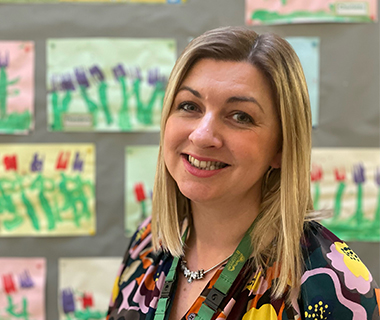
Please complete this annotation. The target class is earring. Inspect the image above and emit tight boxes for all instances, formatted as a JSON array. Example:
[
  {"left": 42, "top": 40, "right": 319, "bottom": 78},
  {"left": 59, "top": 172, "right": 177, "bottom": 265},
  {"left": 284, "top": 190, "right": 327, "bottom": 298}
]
[{"left": 265, "top": 167, "right": 274, "bottom": 186}]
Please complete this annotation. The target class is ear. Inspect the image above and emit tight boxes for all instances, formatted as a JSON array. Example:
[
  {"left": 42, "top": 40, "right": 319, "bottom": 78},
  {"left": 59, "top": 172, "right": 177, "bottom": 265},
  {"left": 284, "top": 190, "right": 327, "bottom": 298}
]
[{"left": 270, "top": 149, "right": 282, "bottom": 169}]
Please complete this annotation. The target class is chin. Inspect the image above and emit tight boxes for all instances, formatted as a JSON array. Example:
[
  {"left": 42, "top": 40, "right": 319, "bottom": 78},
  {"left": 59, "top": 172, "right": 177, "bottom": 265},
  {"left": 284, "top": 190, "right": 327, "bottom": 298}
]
[{"left": 177, "top": 184, "right": 217, "bottom": 204}]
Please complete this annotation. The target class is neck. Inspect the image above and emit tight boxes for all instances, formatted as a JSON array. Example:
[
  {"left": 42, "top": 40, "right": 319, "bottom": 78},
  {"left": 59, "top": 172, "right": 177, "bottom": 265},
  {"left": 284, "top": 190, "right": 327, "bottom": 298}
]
[{"left": 184, "top": 194, "right": 260, "bottom": 270}]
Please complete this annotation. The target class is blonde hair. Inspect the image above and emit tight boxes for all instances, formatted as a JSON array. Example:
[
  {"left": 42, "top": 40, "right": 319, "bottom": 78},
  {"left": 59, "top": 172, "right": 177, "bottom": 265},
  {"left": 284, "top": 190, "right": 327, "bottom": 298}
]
[{"left": 152, "top": 26, "right": 313, "bottom": 300}]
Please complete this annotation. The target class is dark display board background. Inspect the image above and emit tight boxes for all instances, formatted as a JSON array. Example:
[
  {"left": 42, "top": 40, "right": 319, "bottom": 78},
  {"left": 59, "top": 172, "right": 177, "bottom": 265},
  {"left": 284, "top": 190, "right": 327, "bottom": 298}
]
[{"left": 0, "top": 1, "right": 379, "bottom": 318}]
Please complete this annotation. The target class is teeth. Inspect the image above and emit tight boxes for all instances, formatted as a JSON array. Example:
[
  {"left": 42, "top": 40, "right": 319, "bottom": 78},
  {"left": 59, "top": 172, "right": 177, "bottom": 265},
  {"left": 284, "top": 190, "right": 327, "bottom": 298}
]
[{"left": 187, "top": 155, "right": 226, "bottom": 170}]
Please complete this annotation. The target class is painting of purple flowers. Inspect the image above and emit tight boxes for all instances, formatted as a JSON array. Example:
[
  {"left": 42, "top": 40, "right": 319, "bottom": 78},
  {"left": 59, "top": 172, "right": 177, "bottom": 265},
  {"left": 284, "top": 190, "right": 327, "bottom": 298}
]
[
  {"left": 0, "top": 258, "right": 46, "bottom": 320},
  {"left": 47, "top": 38, "right": 176, "bottom": 132},
  {"left": 59, "top": 258, "right": 121, "bottom": 320}
]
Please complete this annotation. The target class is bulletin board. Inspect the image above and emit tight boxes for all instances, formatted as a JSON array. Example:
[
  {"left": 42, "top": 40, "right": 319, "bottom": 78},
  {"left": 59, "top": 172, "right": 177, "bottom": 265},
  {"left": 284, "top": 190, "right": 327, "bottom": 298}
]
[{"left": 0, "top": 0, "right": 378, "bottom": 318}]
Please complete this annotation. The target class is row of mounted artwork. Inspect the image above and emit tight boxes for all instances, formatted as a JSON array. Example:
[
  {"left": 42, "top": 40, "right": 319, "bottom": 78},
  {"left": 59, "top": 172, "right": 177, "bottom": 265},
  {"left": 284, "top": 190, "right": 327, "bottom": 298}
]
[
  {"left": 0, "top": 0, "right": 378, "bottom": 25},
  {"left": 0, "top": 144, "right": 378, "bottom": 241},
  {"left": 0, "top": 257, "right": 121, "bottom": 320},
  {"left": 1, "top": 37, "right": 320, "bottom": 135}
]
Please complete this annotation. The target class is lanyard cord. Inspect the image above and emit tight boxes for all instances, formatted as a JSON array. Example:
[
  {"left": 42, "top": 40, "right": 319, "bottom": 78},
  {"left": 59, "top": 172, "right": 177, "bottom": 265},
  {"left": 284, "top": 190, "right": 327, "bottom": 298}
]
[
  {"left": 154, "top": 222, "right": 255, "bottom": 320},
  {"left": 154, "top": 228, "right": 189, "bottom": 320}
]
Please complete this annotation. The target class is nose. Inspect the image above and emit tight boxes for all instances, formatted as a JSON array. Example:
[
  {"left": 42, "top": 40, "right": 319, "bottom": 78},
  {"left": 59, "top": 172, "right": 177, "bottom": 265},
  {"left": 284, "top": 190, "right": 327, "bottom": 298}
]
[{"left": 188, "top": 112, "right": 223, "bottom": 149}]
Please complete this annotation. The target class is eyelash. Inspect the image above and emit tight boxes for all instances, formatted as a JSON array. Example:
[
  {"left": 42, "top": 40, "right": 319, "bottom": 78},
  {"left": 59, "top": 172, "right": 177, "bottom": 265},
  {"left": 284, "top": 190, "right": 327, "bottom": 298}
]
[
  {"left": 177, "top": 101, "right": 199, "bottom": 112},
  {"left": 231, "top": 111, "right": 254, "bottom": 125},
  {"left": 176, "top": 102, "right": 255, "bottom": 126}
]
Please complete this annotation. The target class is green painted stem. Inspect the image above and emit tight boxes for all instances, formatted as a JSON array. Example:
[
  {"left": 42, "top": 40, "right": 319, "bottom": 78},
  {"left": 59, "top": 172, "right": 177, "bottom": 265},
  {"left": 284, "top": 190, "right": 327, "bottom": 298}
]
[
  {"left": 79, "top": 85, "right": 98, "bottom": 127},
  {"left": 74, "top": 309, "right": 106, "bottom": 320},
  {"left": 62, "top": 90, "right": 72, "bottom": 113},
  {"left": 0, "top": 67, "right": 8, "bottom": 119},
  {"left": 98, "top": 81, "right": 112, "bottom": 124},
  {"left": 5, "top": 295, "right": 17, "bottom": 316},
  {"left": 74, "top": 176, "right": 91, "bottom": 219},
  {"left": 0, "top": 67, "right": 18, "bottom": 119},
  {"left": 51, "top": 90, "right": 72, "bottom": 131},
  {"left": 51, "top": 91, "right": 62, "bottom": 130},
  {"left": 355, "top": 183, "right": 364, "bottom": 225},
  {"left": 144, "top": 86, "right": 160, "bottom": 124},
  {"left": 118, "top": 77, "right": 131, "bottom": 130},
  {"left": 313, "top": 182, "right": 320, "bottom": 210},
  {"left": 333, "top": 182, "right": 345, "bottom": 220},
  {"left": 31, "top": 174, "right": 56, "bottom": 230},
  {"left": 141, "top": 200, "right": 146, "bottom": 220},
  {"left": 39, "top": 192, "right": 55, "bottom": 230},
  {"left": 5, "top": 295, "right": 28, "bottom": 319},
  {"left": 0, "top": 182, "right": 16, "bottom": 213},
  {"left": 133, "top": 79, "right": 144, "bottom": 123},
  {"left": 16, "top": 175, "right": 39, "bottom": 231},
  {"left": 59, "top": 173, "right": 80, "bottom": 227}
]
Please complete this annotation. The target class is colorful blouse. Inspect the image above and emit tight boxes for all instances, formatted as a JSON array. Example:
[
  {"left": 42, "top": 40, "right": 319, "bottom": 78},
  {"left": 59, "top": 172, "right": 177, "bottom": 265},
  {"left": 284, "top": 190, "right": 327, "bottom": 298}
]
[{"left": 107, "top": 217, "right": 380, "bottom": 320}]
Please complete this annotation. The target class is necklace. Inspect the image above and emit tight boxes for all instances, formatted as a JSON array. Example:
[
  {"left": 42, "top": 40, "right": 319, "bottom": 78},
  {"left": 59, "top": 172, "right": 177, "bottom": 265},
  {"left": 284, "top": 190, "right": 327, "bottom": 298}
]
[{"left": 180, "top": 254, "right": 232, "bottom": 283}]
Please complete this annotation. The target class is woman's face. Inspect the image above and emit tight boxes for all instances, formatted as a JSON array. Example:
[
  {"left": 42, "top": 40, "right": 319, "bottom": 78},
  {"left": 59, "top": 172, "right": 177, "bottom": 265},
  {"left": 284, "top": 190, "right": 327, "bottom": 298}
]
[{"left": 163, "top": 59, "right": 282, "bottom": 206}]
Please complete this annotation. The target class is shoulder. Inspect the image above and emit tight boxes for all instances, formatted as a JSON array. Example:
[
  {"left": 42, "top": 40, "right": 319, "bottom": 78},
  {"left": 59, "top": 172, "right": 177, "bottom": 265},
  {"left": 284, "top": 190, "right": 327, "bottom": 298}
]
[
  {"left": 123, "top": 216, "right": 154, "bottom": 264},
  {"left": 108, "top": 217, "right": 172, "bottom": 319},
  {"left": 299, "top": 220, "right": 380, "bottom": 320}
]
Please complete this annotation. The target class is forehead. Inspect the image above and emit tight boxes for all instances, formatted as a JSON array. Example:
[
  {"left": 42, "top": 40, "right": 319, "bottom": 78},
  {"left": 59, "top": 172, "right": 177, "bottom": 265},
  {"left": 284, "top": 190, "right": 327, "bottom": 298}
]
[
  {"left": 178, "top": 59, "right": 272, "bottom": 95},
  {"left": 175, "top": 59, "right": 274, "bottom": 108}
]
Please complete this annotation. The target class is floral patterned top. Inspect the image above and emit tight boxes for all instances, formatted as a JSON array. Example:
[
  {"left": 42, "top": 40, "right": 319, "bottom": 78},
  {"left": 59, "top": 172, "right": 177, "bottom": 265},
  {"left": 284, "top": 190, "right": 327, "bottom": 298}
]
[{"left": 107, "top": 217, "right": 380, "bottom": 320}]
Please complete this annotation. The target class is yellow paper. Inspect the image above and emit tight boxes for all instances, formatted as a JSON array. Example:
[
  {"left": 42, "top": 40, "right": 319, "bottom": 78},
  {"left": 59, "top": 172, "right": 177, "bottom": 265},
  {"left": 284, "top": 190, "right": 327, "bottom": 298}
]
[{"left": 0, "top": 144, "right": 96, "bottom": 236}]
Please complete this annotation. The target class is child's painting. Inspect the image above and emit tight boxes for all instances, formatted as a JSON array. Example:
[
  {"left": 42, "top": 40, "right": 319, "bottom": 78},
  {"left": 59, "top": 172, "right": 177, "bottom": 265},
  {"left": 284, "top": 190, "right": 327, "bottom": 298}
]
[
  {"left": 0, "top": 144, "right": 96, "bottom": 236},
  {"left": 47, "top": 38, "right": 176, "bottom": 132},
  {"left": 246, "top": 0, "right": 377, "bottom": 25},
  {"left": 312, "top": 148, "right": 380, "bottom": 241},
  {"left": 0, "top": 42, "right": 34, "bottom": 134},
  {"left": 0, "top": 258, "right": 46, "bottom": 320},
  {"left": 125, "top": 145, "right": 158, "bottom": 236},
  {"left": 58, "top": 257, "right": 121, "bottom": 320}
]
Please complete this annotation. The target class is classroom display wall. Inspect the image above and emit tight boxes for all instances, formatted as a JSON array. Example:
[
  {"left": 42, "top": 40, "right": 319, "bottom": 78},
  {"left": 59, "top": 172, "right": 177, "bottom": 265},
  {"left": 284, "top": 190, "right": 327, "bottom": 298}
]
[{"left": 0, "top": 1, "right": 379, "bottom": 319}]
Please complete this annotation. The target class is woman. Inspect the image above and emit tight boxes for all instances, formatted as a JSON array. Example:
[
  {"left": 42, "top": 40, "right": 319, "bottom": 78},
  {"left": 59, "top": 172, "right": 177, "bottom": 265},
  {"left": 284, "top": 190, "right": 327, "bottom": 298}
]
[{"left": 107, "top": 27, "right": 379, "bottom": 320}]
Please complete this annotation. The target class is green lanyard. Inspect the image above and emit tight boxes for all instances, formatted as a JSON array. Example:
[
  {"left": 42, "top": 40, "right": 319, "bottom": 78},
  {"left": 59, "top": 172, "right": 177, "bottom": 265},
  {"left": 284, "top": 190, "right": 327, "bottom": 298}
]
[{"left": 154, "top": 222, "right": 254, "bottom": 320}]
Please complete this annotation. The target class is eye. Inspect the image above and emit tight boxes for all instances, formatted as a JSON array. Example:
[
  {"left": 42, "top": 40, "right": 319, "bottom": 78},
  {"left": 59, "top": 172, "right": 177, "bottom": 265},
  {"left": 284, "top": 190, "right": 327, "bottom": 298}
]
[
  {"left": 231, "top": 112, "right": 254, "bottom": 125},
  {"left": 177, "top": 101, "right": 199, "bottom": 112}
]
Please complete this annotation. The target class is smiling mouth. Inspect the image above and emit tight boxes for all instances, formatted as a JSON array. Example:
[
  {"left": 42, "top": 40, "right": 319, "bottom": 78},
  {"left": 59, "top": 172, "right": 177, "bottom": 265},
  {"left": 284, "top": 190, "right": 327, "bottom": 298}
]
[{"left": 186, "top": 154, "right": 229, "bottom": 171}]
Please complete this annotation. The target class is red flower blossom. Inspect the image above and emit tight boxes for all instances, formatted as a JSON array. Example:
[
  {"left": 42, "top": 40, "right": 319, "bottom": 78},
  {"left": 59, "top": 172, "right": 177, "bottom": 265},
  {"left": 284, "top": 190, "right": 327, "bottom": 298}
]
[
  {"left": 134, "top": 183, "right": 146, "bottom": 202},
  {"left": 311, "top": 164, "right": 323, "bottom": 182},
  {"left": 334, "top": 168, "right": 346, "bottom": 182}
]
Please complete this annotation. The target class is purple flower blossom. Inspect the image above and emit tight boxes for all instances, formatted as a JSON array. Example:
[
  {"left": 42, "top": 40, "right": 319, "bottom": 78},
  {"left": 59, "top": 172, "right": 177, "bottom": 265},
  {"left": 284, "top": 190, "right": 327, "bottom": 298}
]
[
  {"left": 375, "top": 167, "right": 380, "bottom": 186},
  {"left": 130, "top": 67, "right": 142, "bottom": 81},
  {"left": 60, "top": 74, "right": 75, "bottom": 91},
  {"left": 0, "top": 52, "right": 9, "bottom": 68},
  {"left": 61, "top": 288, "right": 76, "bottom": 313},
  {"left": 19, "top": 270, "right": 34, "bottom": 289},
  {"left": 148, "top": 68, "right": 167, "bottom": 87},
  {"left": 72, "top": 152, "right": 83, "bottom": 172},
  {"left": 49, "top": 75, "right": 60, "bottom": 92},
  {"left": 112, "top": 63, "right": 127, "bottom": 80},
  {"left": 30, "top": 153, "right": 43, "bottom": 172},
  {"left": 74, "top": 68, "right": 90, "bottom": 88},
  {"left": 89, "top": 65, "right": 105, "bottom": 82},
  {"left": 353, "top": 163, "right": 365, "bottom": 184}
]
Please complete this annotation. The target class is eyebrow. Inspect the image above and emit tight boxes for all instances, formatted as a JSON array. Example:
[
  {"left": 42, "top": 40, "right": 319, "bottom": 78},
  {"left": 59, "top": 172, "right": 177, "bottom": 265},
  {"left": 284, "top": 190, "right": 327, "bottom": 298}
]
[
  {"left": 177, "top": 86, "right": 202, "bottom": 98},
  {"left": 177, "top": 86, "right": 264, "bottom": 114},
  {"left": 227, "top": 96, "right": 264, "bottom": 113}
]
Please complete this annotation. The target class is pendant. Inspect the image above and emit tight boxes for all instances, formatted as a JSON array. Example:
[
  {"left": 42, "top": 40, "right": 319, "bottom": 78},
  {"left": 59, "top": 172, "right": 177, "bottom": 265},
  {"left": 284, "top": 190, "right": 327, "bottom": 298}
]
[{"left": 180, "top": 260, "right": 205, "bottom": 283}]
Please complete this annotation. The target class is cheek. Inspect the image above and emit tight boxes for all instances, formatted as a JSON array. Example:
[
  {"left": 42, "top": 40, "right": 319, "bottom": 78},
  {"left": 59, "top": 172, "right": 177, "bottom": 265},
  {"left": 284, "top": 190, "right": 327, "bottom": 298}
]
[{"left": 163, "top": 118, "right": 183, "bottom": 166}]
